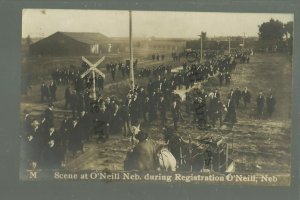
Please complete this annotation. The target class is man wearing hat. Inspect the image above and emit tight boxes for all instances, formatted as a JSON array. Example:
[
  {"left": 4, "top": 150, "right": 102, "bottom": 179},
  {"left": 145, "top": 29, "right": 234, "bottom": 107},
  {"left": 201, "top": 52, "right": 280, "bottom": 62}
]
[
  {"left": 77, "top": 110, "right": 91, "bottom": 140},
  {"left": 49, "top": 80, "right": 57, "bottom": 101},
  {"left": 68, "top": 119, "right": 84, "bottom": 155},
  {"left": 225, "top": 71, "right": 231, "bottom": 85},
  {"left": 40, "top": 82, "right": 49, "bottom": 103},
  {"left": 70, "top": 90, "right": 78, "bottom": 117},
  {"left": 129, "top": 93, "right": 139, "bottom": 126},
  {"left": 43, "top": 127, "right": 62, "bottom": 169},
  {"left": 64, "top": 86, "right": 71, "bottom": 109},
  {"left": 266, "top": 93, "right": 276, "bottom": 118},
  {"left": 95, "top": 104, "right": 110, "bottom": 142},
  {"left": 158, "top": 96, "right": 168, "bottom": 126},
  {"left": 194, "top": 97, "right": 207, "bottom": 129},
  {"left": 170, "top": 100, "right": 180, "bottom": 130},
  {"left": 224, "top": 96, "right": 237, "bottom": 124},
  {"left": 241, "top": 87, "right": 251, "bottom": 108},
  {"left": 44, "top": 103, "right": 54, "bottom": 128},
  {"left": 119, "top": 101, "right": 131, "bottom": 136},
  {"left": 233, "top": 87, "right": 242, "bottom": 108},
  {"left": 256, "top": 91, "right": 265, "bottom": 119}
]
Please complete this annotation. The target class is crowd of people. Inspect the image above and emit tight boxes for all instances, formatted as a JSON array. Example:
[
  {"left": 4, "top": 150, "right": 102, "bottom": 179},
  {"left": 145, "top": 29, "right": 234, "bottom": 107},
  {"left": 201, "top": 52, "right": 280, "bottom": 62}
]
[{"left": 22, "top": 48, "right": 276, "bottom": 170}]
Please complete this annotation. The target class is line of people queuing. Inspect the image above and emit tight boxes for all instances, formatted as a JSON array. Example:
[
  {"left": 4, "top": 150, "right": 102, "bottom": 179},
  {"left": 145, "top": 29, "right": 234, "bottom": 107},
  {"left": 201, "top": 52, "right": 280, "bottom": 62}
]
[
  {"left": 26, "top": 49, "right": 259, "bottom": 169},
  {"left": 185, "top": 86, "right": 276, "bottom": 130}
]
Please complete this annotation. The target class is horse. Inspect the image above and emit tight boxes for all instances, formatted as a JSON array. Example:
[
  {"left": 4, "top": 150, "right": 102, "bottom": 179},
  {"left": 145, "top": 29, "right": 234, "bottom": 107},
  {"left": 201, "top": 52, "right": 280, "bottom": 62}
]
[{"left": 124, "top": 125, "right": 176, "bottom": 172}]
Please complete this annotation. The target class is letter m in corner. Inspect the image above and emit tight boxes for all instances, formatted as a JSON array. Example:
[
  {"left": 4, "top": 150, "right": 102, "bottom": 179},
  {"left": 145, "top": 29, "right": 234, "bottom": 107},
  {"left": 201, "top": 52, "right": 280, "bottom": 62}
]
[{"left": 29, "top": 171, "right": 37, "bottom": 179}]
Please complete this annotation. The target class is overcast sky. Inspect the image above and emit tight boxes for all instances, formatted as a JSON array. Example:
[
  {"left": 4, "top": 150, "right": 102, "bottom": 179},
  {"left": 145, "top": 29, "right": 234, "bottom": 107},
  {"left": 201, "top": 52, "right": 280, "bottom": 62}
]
[{"left": 22, "top": 9, "right": 293, "bottom": 39}]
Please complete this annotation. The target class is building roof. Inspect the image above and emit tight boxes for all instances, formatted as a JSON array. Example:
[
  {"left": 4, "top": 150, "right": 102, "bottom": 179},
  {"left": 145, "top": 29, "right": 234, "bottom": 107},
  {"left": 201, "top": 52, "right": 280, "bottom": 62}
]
[{"left": 58, "top": 31, "right": 109, "bottom": 44}]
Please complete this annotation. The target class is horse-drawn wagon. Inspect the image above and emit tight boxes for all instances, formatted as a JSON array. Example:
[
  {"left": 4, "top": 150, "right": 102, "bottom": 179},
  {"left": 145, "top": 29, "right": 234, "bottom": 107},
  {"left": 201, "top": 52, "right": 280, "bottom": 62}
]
[
  {"left": 192, "top": 135, "right": 235, "bottom": 173},
  {"left": 164, "top": 128, "right": 235, "bottom": 173}
]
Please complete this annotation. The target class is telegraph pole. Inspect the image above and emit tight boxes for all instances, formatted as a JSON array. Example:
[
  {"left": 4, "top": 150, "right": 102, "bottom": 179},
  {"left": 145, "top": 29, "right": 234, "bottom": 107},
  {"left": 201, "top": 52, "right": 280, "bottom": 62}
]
[
  {"left": 228, "top": 37, "right": 231, "bottom": 54},
  {"left": 198, "top": 34, "right": 203, "bottom": 62},
  {"left": 200, "top": 36, "right": 203, "bottom": 61},
  {"left": 129, "top": 10, "right": 134, "bottom": 90},
  {"left": 242, "top": 32, "right": 245, "bottom": 49}
]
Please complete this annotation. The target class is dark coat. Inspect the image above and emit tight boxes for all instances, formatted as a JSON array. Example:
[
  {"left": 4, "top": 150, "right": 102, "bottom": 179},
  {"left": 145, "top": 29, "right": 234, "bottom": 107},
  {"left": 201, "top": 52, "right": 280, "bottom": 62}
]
[
  {"left": 256, "top": 95, "right": 265, "bottom": 111},
  {"left": 170, "top": 103, "right": 180, "bottom": 121},
  {"left": 41, "top": 85, "right": 49, "bottom": 97},
  {"left": 43, "top": 130, "right": 62, "bottom": 168},
  {"left": 25, "top": 127, "right": 42, "bottom": 163},
  {"left": 44, "top": 108, "right": 54, "bottom": 127},
  {"left": 242, "top": 90, "right": 251, "bottom": 103},
  {"left": 158, "top": 99, "right": 168, "bottom": 115},
  {"left": 266, "top": 96, "right": 276, "bottom": 114},
  {"left": 224, "top": 99, "right": 237, "bottom": 123},
  {"left": 68, "top": 123, "right": 83, "bottom": 153}
]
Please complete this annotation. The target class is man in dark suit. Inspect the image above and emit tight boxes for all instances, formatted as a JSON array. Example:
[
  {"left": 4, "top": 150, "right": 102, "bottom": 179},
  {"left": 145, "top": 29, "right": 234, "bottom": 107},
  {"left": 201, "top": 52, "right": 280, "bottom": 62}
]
[
  {"left": 44, "top": 103, "right": 54, "bottom": 128},
  {"left": 41, "top": 82, "right": 49, "bottom": 103},
  {"left": 225, "top": 72, "right": 231, "bottom": 85},
  {"left": 68, "top": 119, "right": 84, "bottom": 155},
  {"left": 219, "top": 72, "right": 224, "bottom": 86},
  {"left": 266, "top": 94, "right": 276, "bottom": 117},
  {"left": 233, "top": 87, "right": 242, "bottom": 108},
  {"left": 70, "top": 90, "right": 78, "bottom": 117},
  {"left": 111, "top": 64, "right": 116, "bottom": 81},
  {"left": 49, "top": 80, "right": 57, "bottom": 101},
  {"left": 212, "top": 99, "right": 224, "bottom": 127},
  {"left": 224, "top": 97, "right": 237, "bottom": 124},
  {"left": 256, "top": 91, "right": 265, "bottom": 119},
  {"left": 227, "top": 89, "right": 234, "bottom": 100},
  {"left": 170, "top": 100, "right": 180, "bottom": 130},
  {"left": 194, "top": 97, "right": 207, "bottom": 129},
  {"left": 158, "top": 96, "right": 168, "bottom": 126},
  {"left": 59, "top": 116, "right": 71, "bottom": 164},
  {"left": 119, "top": 101, "right": 131, "bottom": 136},
  {"left": 212, "top": 88, "right": 220, "bottom": 100},
  {"left": 95, "top": 104, "right": 110, "bottom": 142},
  {"left": 64, "top": 86, "right": 71, "bottom": 109},
  {"left": 242, "top": 87, "right": 251, "bottom": 108},
  {"left": 149, "top": 91, "right": 158, "bottom": 122},
  {"left": 43, "top": 127, "right": 62, "bottom": 169},
  {"left": 141, "top": 97, "right": 150, "bottom": 123},
  {"left": 129, "top": 94, "right": 139, "bottom": 126},
  {"left": 77, "top": 111, "right": 91, "bottom": 140},
  {"left": 161, "top": 77, "right": 169, "bottom": 94}
]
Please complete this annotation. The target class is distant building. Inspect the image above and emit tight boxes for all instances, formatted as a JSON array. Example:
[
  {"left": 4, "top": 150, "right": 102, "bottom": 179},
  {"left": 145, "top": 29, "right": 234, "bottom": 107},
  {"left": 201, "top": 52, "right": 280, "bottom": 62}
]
[
  {"left": 186, "top": 37, "right": 258, "bottom": 51},
  {"left": 142, "top": 38, "right": 186, "bottom": 53},
  {"left": 29, "top": 31, "right": 113, "bottom": 56}
]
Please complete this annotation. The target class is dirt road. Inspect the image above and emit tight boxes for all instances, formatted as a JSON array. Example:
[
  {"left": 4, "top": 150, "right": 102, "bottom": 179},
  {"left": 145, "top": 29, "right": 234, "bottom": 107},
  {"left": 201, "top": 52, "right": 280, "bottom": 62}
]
[{"left": 20, "top": 53, "right": 292, "bottom": 178}]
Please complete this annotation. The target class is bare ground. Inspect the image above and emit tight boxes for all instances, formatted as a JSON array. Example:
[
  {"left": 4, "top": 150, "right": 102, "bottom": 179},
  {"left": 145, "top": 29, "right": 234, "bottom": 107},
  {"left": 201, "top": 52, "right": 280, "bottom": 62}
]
[{"left": 20, "top": 53, "right": 292, "bottom": 179}]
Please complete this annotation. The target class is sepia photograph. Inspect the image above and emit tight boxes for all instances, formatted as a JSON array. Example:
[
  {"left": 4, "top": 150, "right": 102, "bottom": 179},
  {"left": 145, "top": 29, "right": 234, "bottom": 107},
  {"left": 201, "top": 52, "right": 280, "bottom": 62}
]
[{"left": 20, "top": 9, "right": 293, "bottom": 185}]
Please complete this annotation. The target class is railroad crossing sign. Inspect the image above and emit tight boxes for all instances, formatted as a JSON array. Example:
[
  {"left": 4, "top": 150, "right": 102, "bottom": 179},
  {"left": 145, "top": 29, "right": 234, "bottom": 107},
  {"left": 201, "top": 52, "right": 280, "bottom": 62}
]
[{"left": 81, "top": 56, "right": 105, "bottom": 100}]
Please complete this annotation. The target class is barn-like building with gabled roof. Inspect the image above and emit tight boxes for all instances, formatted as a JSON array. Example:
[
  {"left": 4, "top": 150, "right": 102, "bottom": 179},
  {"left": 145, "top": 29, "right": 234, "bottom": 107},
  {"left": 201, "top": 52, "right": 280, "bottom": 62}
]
[{"left": 29, "top": 31, "right": 112, "bottom": 56}]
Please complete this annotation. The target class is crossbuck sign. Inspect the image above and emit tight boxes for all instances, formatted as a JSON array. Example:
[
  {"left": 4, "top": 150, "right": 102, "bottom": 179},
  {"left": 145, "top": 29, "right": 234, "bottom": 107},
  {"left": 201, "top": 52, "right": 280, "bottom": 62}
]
[{"left": 81, "top": 56, "right": 105, "bottom": 100}]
